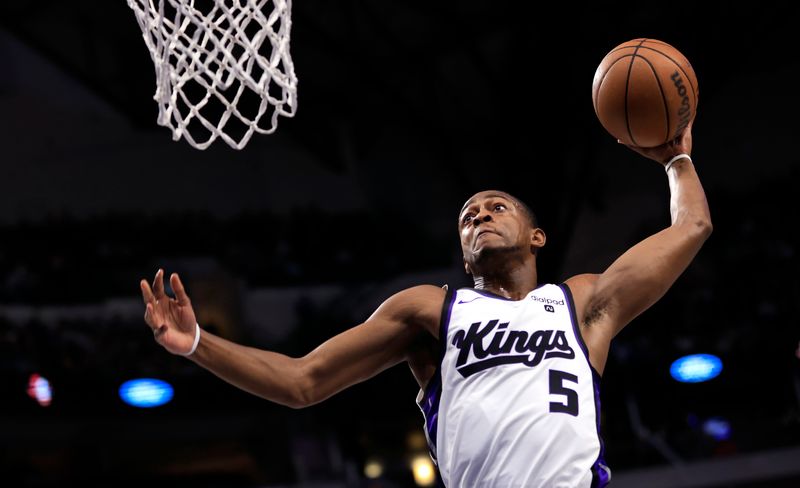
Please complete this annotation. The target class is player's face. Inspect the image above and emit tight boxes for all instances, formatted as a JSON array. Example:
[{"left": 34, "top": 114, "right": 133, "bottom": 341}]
[{"left": 458, "top": 191, "right": 531, "bottom": 259}]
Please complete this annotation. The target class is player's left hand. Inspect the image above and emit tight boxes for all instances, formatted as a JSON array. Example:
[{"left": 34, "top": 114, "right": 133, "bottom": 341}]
[
  {"left": 620, "top": 120, "right": 693, "bottom": 167},
  {"left": 141, "top": 269, "right": 199, "bottom": 356}
]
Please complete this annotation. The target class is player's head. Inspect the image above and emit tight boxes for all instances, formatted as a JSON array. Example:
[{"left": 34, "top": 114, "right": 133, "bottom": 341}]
[{"left": 458, "top": 190, "right": 546, "bottom": 276}]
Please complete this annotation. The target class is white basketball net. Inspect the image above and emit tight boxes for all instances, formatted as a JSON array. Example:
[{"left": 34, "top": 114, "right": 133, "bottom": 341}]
[{"left": 127, "top": 0, "right": 298, "bottom": 150}]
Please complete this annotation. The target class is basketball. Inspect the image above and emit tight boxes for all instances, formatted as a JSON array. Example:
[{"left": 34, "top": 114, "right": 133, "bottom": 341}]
[{"left": 592, "top": 39, "right": 698, "bottom": 148}]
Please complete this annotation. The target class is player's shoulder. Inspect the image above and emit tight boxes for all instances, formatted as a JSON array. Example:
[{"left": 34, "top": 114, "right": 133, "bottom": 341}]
[
  {"left": 379, "top": 284, "right": 447, "bottom": 317},
  {"left": 374, "top": 285, "right": 448, "bottom": 337},
  {"left": 394, "top": 284, "right": 449, "bottom": 301},
  {"left": 563, "top": 273, "right": 600, "bottom": 290},
  {"left": 562, "top": 273, "right": 601, "bottom": 309}
]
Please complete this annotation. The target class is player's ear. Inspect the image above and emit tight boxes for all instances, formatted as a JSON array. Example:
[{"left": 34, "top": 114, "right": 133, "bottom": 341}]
[
  {"left": 530, "top": 227, "right": 546, "bottom": 253},
  {"left": 463, "top": 257, "right": 472, "bottom": 275}
]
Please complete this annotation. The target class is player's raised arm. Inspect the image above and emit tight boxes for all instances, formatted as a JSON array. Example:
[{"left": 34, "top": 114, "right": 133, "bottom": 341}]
[
  {"left": 141, "top": 269, "right": 444, "bottom": 408},
  {"left": 566, "top": 123, "right": 711, "bottom": 366}
]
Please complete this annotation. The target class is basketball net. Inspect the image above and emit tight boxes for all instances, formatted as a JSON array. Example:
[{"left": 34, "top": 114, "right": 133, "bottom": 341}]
[{"left": 127, "top": 0, "right": 298, "bottom": 150}]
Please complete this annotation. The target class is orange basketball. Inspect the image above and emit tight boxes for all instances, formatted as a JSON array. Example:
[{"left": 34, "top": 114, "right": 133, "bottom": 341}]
[{"left": 592, "top": 39, "right": 699, "bottom": 148}]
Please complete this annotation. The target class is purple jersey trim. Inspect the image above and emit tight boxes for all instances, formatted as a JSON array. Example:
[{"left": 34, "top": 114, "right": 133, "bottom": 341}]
[
  {"left": 417, "top": 287, "right": 456, "bottom": 463},
  {"left": 560, "top": 283, "right": 611, "bottom": 488}
]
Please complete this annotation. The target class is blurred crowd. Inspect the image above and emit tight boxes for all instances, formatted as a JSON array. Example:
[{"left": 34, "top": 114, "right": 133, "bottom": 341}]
[{"left": 0, "top": 209, "right": 452, "bottom": 304}]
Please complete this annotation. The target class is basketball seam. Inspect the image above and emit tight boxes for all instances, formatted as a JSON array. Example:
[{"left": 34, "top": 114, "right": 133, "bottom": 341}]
[
  {"left": 593, "top": 55, "right": 636, "bottom": 116},
  {"left": 606, "top": 39, "right": 697, "bottom": 101},
  {"left": 635, "top": 55, "right": 671, "bottom": 145},
  {"left": 624, "top": 39, "right": 649, "bottom": 146},
  {"left": 619, "top": 45, "right": 698, "bottom": 106},
  {"left": 642, "top": 47, "right": 699, "bottom": 109},
  {"left": 608, "top": 39, "right": 672, "bottom": 55}
]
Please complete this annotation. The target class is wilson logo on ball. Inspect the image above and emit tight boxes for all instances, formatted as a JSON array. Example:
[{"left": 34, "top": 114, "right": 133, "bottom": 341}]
[{"left": 670, "top": 71, "right": 693, "bottom": 139}]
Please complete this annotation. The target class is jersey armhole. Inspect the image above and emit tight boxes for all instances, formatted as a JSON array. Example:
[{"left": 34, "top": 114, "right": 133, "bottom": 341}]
[{"left": 559, "top": 282, "right": 602, "bottom": 380}]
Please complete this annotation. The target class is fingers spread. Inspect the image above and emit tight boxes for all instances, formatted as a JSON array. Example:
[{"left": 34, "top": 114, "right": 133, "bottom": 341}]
[{"left": 171, "top": 273, "right": 191, "bottom": 305}]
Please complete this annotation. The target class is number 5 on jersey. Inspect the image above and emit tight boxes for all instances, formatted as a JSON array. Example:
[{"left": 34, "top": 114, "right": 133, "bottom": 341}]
[{"left": 549, "top": 369, "right": 579, "bottom": 416}]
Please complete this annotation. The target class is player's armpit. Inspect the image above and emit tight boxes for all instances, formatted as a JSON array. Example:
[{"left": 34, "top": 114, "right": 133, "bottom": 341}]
[{"left": 562, "top": 273, "right": 612, "bottom": 374}]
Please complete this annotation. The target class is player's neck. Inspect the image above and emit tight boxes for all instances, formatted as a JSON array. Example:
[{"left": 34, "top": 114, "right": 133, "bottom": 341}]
[{"left": 472, "top": 262, "right": 538, "bottom": 301}]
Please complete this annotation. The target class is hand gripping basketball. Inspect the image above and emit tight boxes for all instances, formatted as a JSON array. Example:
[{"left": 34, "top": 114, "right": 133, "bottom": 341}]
[
  {"left": 620, "top": 120, "right": 693, "bottom": 168},
  {"left": 141, "top": 269, "right": 199, "bottom": 356}
]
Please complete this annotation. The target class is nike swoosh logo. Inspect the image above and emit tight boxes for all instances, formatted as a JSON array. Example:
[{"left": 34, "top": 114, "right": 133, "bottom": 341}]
[{"left": 457, "top": 297, "right": 484, "bottom": 304}]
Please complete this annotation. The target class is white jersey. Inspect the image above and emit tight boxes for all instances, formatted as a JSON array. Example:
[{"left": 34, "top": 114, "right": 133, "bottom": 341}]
[{"left": 417, "top": 284, "right": 610, "bottom": 487}]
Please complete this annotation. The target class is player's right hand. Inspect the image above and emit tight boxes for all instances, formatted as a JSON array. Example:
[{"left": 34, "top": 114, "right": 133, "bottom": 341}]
[
  {"left": 621, "top": 120, "right": 694, "bottom": 166},
  {"left": 140, "top": 269, "right": 199, "bottom": 355}
]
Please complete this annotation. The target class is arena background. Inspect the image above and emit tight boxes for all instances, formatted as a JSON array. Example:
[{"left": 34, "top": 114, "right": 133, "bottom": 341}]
[{"left": 1, "top": 2, "right": 798, "bottom": 487}]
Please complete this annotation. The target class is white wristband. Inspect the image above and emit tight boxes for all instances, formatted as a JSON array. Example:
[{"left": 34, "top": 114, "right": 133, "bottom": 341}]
[
  {"left": 182, "top": 323, "right": 201, "bottom": 356},
  {"left": 665, "top": 153, "right": 691, "bottom": 173}
]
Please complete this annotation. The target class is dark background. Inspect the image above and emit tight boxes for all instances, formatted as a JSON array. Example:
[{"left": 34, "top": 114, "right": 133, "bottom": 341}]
[{"left": 0, "top": 1, "right": 798, "bottom": 487}]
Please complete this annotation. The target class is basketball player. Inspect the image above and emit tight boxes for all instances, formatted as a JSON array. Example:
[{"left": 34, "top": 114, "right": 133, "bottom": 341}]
[{"left": 141, "top": 123, "right": 711, "bottom": 487}]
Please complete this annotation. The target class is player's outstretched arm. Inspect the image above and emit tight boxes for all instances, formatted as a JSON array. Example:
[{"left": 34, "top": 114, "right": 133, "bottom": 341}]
[
  {"left": 566, "top": 122, "right": 712, "bottom": 370},
  {"left": 141, "top": 269, "right": 444, "bottom": 408}
]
